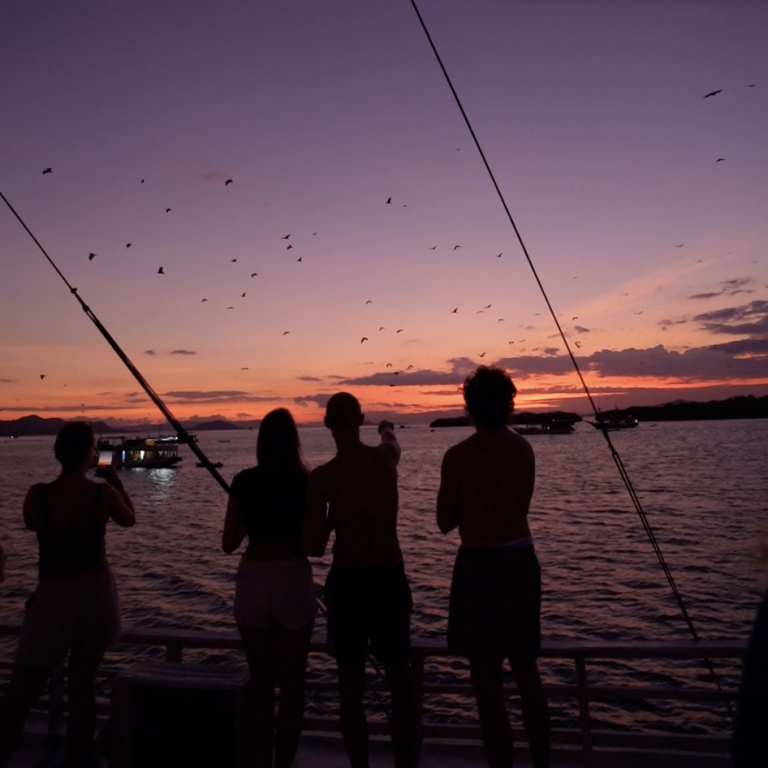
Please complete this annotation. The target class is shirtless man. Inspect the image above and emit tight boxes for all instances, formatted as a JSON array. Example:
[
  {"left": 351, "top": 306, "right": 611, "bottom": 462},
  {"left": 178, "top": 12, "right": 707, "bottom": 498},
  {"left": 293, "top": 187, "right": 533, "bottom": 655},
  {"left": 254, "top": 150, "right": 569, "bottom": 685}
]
[
  {"left": 437, "top": 366, "right": 550, "bottom": 768},
  {"left": 303, "top": 392, "right": 419, "bottom": 768}
]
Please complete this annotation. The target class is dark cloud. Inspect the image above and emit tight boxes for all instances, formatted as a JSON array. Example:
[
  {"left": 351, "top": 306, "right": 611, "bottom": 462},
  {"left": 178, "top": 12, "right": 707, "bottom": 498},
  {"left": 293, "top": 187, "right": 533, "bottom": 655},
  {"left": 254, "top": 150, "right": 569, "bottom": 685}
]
[
  {"left": 688, "top": 278, "right": 755, "bottom": 301},
  {"left": 162, "top": 390, "right": 274, "bottom": 403},
  {"left": 693, "top": 300, "right": 768, "bottom": 337},
  {"left": 0, "top": 403, "right": 142, "bottom": 413},
  {"left": 0, "top": 378, "right": 17, "bottom": 383},
  {"left": 170, "top": 349, "right": 197, "bottom": 356},
  {"left": 293, "top": 394, "right": 333, "bottom": 408},
  {"left": 297, "top": 375, "right": 323, "bottom": 382},
  {"left": 542, "top": 347, "right": 559, "bottom": 356},
  {"left": 339, "top": 357, "right": 475, "bottom": 388},
  {"left": 144, "top": 350, "right": 157, "bottom": 356},
  {"left": 573, "top": 325, "right": 591, "bottom": 334}
]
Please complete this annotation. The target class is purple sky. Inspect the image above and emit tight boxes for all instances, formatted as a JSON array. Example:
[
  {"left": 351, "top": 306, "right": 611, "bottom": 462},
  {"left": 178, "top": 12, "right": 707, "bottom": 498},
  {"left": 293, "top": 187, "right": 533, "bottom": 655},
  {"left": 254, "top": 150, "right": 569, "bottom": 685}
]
[{"left": 1, "top": 0, "right": 767, "bottom": 424}]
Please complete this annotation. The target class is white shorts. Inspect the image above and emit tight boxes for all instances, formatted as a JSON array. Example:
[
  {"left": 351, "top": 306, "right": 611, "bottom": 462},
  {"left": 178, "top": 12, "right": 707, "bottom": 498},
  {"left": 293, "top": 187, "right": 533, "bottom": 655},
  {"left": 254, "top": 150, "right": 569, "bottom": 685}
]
[
  {"left": 234, "top": 556, "right": 317, "bottom": 631},
  {"left": 16, "top": 562, "right": 120, "bottom": 670}
]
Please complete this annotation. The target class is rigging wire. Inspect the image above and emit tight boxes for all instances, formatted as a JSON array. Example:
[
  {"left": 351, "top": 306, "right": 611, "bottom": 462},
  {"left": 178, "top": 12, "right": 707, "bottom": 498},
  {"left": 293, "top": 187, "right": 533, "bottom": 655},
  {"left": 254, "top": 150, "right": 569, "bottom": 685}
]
[
  {"left": 407, "top": 0, "right": 734, "bottom": 721},
  {"left": 0, "top": 188, "right": 230, "bottom": 495},
  {"left": 0, "top": 187, "right": 397, "bottom": 721}
]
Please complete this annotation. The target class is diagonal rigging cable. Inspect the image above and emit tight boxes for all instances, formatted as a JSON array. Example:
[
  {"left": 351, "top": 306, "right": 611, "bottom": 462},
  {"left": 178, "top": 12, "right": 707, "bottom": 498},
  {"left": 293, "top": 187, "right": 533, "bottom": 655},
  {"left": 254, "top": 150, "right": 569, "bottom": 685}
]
[
  {"left": 0, "top": 188, "right": 230, "bottom": 494},
  {"left": 0, "top": 186, "right": 396, "bottom": 721},
  {"left": 407, "top": 0, "right": 733, "bottom": 720}
]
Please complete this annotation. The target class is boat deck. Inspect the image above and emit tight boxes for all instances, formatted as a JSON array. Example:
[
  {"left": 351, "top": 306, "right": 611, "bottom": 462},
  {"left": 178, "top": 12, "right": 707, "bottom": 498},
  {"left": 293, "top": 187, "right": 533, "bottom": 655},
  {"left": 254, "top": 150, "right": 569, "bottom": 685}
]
[
  {"left": 1, "top": 618, "right": 740, "bottom": 768},
  {"left": 6, "top": 731, "right": 732, "bottom": 768}
]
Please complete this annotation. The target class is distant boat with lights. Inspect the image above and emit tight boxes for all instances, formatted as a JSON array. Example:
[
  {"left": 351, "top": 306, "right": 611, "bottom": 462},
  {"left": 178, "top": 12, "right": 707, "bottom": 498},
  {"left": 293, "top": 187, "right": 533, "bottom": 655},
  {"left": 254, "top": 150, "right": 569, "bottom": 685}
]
[
  {"left": 589, "top": 413, "right": 639, "bottom": 431},
  {"left": 94, "top": 435, "right": 184, "bottom": 469}
]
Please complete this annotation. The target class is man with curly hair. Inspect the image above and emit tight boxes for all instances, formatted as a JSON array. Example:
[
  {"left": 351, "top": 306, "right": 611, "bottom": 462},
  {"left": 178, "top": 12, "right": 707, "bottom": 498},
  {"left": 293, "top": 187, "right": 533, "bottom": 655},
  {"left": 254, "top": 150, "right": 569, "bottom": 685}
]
[{"left": 437, "top": 366, "right": 550, "bottom": 768}]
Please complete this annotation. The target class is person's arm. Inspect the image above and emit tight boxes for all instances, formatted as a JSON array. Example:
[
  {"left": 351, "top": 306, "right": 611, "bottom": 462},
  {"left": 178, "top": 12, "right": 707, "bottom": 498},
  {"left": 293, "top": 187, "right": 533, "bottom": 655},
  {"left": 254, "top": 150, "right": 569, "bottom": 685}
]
[
  {"left": 302, "top": 469, "right": 332, "bottom": 557},
  {"left": 22, "top": 484, "right": 44, "bottom": 531},
  {"left": 98, "top": 466, "right": 136, "bottom": 527},
  {"left": 436, "top": 449, "right": 461, "bottom": 534},
  {"left": 221, "top": 495, "right": 245, "bottom": 554},
  {"left": 377, "top": 420, "right": 401, "bottom": 465}
]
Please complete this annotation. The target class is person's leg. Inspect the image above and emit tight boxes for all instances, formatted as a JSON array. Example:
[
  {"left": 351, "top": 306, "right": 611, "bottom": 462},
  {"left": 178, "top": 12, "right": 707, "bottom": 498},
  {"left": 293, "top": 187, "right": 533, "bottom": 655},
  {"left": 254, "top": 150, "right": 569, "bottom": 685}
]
[
  {"left": 511, "top": 662, "right": 550, "bottom": 768},
  {"left": 338, "top": 663, "right": 369, "bottom": 768},
  {"left": 273, "top": 622, "right": 313, "bottom": 768},
  {"left": 383, "top": 661, "right": 419, "bottom": 768},
  {"left": 0, "top": 666, "right": 51, "bottom": 767},
  {"left": 66, "top": 649, "right": 104, "bottom": 767},
  {"left": 469, "top": 657, "right": 513, "bottom": 768},
  {"left": 239, "top": 624, "right": 277, "bottom": 768}
]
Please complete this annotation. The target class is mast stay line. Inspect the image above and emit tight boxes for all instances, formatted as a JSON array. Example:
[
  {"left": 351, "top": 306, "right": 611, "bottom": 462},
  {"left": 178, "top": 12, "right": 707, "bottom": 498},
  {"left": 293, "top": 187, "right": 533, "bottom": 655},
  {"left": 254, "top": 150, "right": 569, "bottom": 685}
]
[
  {"left": 0, "top": 188, "right": 231, "bottom": 496},
  {"left": 407, "top": 0, "right": 733, "bottom": 720}
]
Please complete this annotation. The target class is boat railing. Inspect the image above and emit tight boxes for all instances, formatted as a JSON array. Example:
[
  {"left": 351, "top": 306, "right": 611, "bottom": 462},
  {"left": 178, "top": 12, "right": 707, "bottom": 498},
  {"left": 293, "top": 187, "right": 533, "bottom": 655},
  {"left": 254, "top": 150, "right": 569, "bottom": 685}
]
[{"left": 0, "top": 618, "right": 744, "bottom": 766}]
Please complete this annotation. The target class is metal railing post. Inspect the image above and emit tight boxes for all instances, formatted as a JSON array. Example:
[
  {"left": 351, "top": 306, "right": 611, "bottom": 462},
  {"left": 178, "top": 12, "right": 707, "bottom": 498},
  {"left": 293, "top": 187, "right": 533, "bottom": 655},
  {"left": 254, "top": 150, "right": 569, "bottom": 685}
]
[
  {"left": 165, "top": 641, "right": 183, "bottom": 663},
  {"left": 574, "top": 653, "right": 594, "bottom": 768},
  {"left": 48, "top": 665, "right": 64, "bottom": 737}
]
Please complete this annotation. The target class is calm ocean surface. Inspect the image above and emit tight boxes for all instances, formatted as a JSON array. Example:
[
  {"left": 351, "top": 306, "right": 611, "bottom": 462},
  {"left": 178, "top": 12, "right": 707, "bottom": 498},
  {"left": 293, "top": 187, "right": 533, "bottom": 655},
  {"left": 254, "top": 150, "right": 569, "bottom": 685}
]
[{"left": 2, "top": 420, "right": 768, "bottom": 735}]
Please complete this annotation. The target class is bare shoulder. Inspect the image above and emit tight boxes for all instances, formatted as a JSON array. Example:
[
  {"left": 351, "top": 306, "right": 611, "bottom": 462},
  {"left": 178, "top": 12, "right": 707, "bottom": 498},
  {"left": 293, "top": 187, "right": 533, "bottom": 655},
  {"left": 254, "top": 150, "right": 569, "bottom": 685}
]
[{"left": 309, "top": 458, "right": 336, "bottom": 487}]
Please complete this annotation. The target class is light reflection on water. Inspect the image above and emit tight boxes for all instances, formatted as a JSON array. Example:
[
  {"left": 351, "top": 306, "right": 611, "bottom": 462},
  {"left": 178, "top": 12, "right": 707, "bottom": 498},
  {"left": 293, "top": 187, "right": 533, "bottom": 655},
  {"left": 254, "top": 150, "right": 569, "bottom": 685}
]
[{"left": 1, "top": 420, "right": 767, "bottom": 734}]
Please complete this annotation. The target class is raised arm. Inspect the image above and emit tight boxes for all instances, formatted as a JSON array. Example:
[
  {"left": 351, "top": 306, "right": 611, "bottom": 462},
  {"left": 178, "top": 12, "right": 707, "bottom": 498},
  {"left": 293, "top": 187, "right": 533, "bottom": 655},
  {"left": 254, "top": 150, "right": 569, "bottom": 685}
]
[
  {"left": 221, "top": 494, "right": 245, "bottom": 554},
  {"left": 302, "top": 469, "right": 332, "bottom": 557},
  {"left": 378, "top": 420, "right": 401, "bottom": 465},
  {"left": 99, "top": 466, "right": 136, "bottom": 527},
  {"left": 436, "top": 449, "right": 461, "bottom": 534}
]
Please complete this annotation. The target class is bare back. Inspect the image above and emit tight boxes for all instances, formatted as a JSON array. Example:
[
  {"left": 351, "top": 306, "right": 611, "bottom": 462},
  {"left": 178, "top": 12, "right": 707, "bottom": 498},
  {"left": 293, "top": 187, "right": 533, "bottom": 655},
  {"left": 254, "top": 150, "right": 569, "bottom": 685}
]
[
  {"left": 307, "top": 441, "right": 402, "bottom": 568},
  {"left": 437, "top": 427, "right": 535, "bottom": 546}
]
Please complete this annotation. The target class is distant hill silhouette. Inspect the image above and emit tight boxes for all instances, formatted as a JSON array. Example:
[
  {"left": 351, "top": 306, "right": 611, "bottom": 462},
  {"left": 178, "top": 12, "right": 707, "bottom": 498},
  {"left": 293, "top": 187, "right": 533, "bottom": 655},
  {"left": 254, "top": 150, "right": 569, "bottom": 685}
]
[
  {"left": 430, "top": 411, "right": 582, "bottom": 428},
  {"left": 430, "top": 396, "right": 768, "bottom": 428},
  {"left": 0, "top": 415, "right": 120, "bottom": 437},
  {"left": 0, "top": 415, "right": 254, "bottom": 437},
  {"left": 596, "top": 395, "right": 768, "bottom": 422}
]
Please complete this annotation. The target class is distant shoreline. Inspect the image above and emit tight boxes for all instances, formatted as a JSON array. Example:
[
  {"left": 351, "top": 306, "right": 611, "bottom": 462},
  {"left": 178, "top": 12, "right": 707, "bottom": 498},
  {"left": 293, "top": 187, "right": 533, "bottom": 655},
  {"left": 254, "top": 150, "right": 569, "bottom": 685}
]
[
  {"left": 430, "top": 394, "right": 768, "bottom": 428},
  {"left": 3, "top": 394, "right": 768, "bottom": 436}
]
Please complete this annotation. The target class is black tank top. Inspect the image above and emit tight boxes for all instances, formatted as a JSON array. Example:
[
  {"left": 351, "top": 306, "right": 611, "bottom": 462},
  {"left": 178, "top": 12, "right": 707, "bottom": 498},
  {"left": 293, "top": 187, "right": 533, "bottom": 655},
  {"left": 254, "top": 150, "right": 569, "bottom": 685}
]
[
  {"left": 37, "top": 484, "right": 106, "bottom": 576},
  {"left": 231, "top": 465, "right": 308, "bottom": 544}
]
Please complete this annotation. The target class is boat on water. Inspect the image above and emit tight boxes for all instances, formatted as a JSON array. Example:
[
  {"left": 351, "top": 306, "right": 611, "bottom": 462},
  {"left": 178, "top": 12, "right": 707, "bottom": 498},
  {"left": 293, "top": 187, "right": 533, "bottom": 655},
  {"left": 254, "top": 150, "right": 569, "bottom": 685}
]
[
  {"left": 94, "top": 435, "right": 184, "bottom": 469},
  {"left": 589, "top": 414, "right": 639, "bottom": 431},
  {"left": 514, "top": 417, "right": 577, "bottom": 435}
]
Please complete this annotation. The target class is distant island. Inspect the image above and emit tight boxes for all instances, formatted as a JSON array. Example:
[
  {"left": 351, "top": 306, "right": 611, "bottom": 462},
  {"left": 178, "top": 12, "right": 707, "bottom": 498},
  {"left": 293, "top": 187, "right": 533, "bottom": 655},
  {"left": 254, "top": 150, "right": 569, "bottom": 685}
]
[
  {"left": 429, "top": 395, "right": 768, "bottom": 428},
  {"left": 594, "top": 395, "right": 768, "bottom": 423},
  {"left": 0, "top": 414, "right": 256, "bottom": 437},
  {"left": 431, "top": 411, "right": 582, "bottom": 429},
  {"left": 4, "top": 395, "right": 768, "bottom": 437}
]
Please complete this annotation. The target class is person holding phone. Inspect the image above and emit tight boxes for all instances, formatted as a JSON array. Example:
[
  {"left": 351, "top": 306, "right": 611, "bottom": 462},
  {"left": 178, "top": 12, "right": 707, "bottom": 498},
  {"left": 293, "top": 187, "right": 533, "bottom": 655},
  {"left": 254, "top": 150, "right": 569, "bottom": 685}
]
[{"left": 0, "top": 422, "right": 135, "bottom": 768}]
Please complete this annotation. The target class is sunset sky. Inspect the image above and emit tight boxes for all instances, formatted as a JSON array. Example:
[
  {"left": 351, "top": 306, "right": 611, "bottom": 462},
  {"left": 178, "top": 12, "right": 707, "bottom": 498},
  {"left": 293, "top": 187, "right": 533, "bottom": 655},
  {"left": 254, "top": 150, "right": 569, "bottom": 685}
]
[{"left": 2, "top": 0, "right": 767, "bottom": 425}]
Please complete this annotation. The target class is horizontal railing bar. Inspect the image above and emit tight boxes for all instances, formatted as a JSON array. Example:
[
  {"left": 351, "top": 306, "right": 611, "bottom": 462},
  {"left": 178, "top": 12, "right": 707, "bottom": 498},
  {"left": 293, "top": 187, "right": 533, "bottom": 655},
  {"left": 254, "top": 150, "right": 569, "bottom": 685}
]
[
  {"left": 0, "top": 618, "right": 748, "bottom": 658},
  {"left": 302, "top": 717, "right": 732, "bottom": 751}
]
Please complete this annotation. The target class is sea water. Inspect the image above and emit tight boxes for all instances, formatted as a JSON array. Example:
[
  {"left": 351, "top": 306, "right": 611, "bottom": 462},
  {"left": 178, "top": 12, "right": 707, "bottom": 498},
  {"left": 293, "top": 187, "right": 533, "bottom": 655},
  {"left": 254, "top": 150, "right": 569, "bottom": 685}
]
[{"left": 1, "top": 420, "right": 767, "bottom": 735}]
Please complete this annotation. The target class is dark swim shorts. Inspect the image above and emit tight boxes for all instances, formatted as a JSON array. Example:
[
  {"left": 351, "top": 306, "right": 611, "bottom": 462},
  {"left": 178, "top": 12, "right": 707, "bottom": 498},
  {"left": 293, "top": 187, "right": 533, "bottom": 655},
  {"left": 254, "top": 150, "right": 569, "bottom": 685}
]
[
  {"left": 448, "top": 544, "right": 541, "bottom": 666},
  {"left": 325, "top": 563, "right": 412, "bottom": 667}
]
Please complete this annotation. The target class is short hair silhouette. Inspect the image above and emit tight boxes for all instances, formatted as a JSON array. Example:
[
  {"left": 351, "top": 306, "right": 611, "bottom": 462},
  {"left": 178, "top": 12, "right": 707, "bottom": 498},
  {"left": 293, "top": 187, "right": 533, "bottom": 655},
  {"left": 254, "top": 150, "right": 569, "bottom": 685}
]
[
  {"left": 54, "top": 422, "right": 94, "bottom": 472},
  {"left": 325, "top": 392, "right": 362, "bottom": 428},
  {"left": 256, "top": 408, "right": 305, "bottom": 471},
  {"left": 462, "top": 366, "right": 517, "bottom": 429}
]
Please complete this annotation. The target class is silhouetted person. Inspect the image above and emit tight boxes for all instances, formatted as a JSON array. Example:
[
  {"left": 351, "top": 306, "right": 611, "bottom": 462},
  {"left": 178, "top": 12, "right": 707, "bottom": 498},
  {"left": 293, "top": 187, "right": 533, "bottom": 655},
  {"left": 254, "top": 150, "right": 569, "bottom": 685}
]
[
  {"left": 222, "top": 408, "right": 316, "bottom": 768},
  {"left": 0, "top": 422, "right": 135, "bottom": 768},
  {"left": 437, "top": 367, "right": 550, "bottom": 768},
  {"left": 733, "top": 544, "right": 768, "bottom": 767},
  {"left": 303, "top": 393, "right": 419, "bottom": 768}
]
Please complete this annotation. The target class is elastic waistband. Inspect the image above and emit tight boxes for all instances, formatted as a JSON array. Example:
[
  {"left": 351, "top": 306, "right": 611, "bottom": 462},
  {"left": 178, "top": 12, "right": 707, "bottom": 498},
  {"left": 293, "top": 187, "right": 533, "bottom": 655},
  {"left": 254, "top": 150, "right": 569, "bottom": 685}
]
[{"left": 460, "top": 536, "right": 534, "bottom": 551}]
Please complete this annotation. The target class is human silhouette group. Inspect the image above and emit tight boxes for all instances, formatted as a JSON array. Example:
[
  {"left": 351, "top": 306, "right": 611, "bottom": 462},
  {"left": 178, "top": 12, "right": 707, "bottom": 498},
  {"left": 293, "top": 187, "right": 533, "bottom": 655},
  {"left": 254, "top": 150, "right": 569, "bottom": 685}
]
[{"left": 0, "top": 366, "right": 551, "bottom": 768}]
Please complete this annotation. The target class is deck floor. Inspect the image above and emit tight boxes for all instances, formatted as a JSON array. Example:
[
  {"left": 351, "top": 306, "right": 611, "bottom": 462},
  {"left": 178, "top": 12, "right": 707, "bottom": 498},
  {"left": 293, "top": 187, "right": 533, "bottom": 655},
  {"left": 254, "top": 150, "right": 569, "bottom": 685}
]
[{"left": 7, "top": 731, "right": 732, "bottom": 768}]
